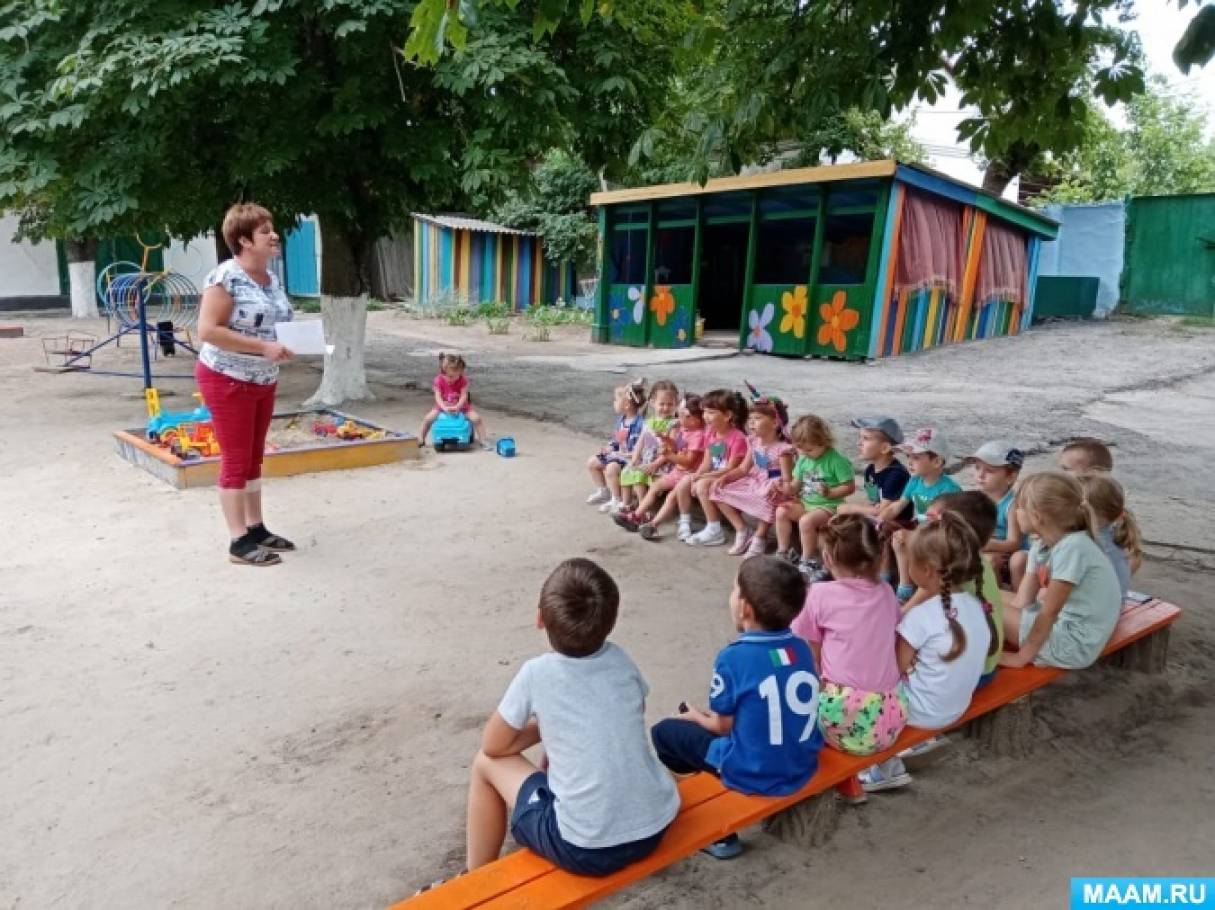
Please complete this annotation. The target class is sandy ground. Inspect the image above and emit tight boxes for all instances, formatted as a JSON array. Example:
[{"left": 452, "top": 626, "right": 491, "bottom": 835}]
[{"left": 1, "top": 312, "right": 1212, "bottom": 910}]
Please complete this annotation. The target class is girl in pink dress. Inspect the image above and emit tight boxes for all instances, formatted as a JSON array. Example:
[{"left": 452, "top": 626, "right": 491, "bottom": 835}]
[{"left": 706, "top": 397, "right": 795, "bottom": 558}]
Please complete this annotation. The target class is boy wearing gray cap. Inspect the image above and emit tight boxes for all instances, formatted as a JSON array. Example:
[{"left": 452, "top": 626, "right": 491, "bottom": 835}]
[
  {"left": 840, "top": 417, "right": 914, "bottom": 527},
  {"left": 964, "top": 441, "right": 1026, "bottom": 588}
]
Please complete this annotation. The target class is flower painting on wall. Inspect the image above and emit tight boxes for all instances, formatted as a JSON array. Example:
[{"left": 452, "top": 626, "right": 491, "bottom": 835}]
[
  {"left": 817, "top": 290, "right": 859, "bottom": 353},
  {"left": 627, "top": 285, "right": 645, "bottom": 324},
  {"left": 649, "top": 285, "right": 675, "bottom": 326},
  {"left": 746, "top": 302, "right": 775, "bottom": 353},
  {"left": 779, "top": 285, "right": 808, "bottom": 339}
]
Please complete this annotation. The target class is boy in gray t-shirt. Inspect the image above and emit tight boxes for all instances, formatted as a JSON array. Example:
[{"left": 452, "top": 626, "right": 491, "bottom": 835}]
[{"left": 463, "top": 558, "right": 679, "bottom": 877}]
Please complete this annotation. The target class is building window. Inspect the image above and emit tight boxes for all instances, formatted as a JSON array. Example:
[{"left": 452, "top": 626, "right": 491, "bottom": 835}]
[
  {"left": 609, "top": 229, "right": 648, "bottom": 284},
  {"left": 817, "top": 213, "right": 874, "bottom": 285},
  {"left": 754, "top": 218, "right": 815, "bottom": 285},
  {"left": 704, "top": 192, "right": 753, "bottom": 220},
  {"left": 653, "top": 226, "right": 695, "bottom": 284}
]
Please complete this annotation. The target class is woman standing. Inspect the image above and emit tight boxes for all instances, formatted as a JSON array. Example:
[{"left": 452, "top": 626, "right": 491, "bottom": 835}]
[{"left": 196, "top": 203, "right": 296, "bottom": 566}]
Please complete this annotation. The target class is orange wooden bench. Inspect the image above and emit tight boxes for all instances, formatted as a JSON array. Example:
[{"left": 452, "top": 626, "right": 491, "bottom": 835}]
[{"left": 394, "top": 597, "right": 1180, "bottom": 910}]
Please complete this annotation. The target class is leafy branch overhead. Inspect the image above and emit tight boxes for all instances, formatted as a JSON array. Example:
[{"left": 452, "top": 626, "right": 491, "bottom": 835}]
[{"left": 406, "top": 0, "right": 1158, "bottom": 189}]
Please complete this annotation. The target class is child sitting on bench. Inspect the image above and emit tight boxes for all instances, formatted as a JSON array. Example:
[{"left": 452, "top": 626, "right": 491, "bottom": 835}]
[
  {"left": 1077, "top": 472, "right": 1142, "bottom": 599},
  {"left": 791, "top": 514, "right": 907, "bottom": 756},
  {"left": 861, "top": 515, "right": 995, "bottom": 792},
  {"left": 1001, "top": 472, "right": 1122, "bottom": 670},
  {"left": 651, "top": 557, "right": 821, "bottom": 858},
  {"left": 614, "top": 395, "right": 706, "bottom": 532},
  {"left": 462, "top": 558, "right": 679, "bottom": 876},
  {"left": 963, "top": 441, "right": 1026, "bottom": 589},
  {"left": 585, "top": 380, "right": 647, "bottom": 513},
  {"left": 1058, "top": 436, "right": 1113, "bottom": 474},
  {"left": 618, "top": 380, "right": 681, "bottom": 511}
]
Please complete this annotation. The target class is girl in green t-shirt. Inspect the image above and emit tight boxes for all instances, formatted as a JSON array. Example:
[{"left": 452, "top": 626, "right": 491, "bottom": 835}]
[{"left": 775, "top": 415, "right": 856, "bottom": 582}]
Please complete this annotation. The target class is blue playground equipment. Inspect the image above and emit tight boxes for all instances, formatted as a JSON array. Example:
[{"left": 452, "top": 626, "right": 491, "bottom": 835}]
[{"left": 431, "top": 411, "right": 475, "bottom": 451}]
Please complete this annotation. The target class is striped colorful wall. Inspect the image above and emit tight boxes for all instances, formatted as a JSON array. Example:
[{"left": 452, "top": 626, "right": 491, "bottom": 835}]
[
  {"left": 867, "top": 175, "right": 1049, "bottom": 358},
  {"left": 413, "top": 217, "right": 573, "bottom": 311}
]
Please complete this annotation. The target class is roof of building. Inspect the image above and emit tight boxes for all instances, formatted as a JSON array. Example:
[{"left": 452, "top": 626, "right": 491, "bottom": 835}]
[
  {"left": 588, "top": 160, "right": 896, "bottom": 206},
  {"left": 412, "top": 213, "right": 538, "bottom": 237},
  {"left": 588, "top": 159, "right": 1057, "bottom": 238}
]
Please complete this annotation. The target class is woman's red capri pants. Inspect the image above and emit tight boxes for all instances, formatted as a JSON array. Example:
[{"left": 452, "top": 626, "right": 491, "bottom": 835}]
[{"left": 195, "top": 362, "right": 277, "bottom": 490}]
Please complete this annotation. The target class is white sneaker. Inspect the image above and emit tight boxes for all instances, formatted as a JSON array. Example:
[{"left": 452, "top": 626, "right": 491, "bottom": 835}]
[
  {"left": 898, "top": 735, "right": 951, "bottom": 770},
  {"left": 676, "top": 521, "right": 693, "bottom": 542},
  {"left": 899, "top": 735, "right": 947, "bottom": 760},
  {"left": 858, "top": 757, "right": 911, "bottom": 793},
  {"left": 586, "top": 488, "right": 611, "bottom": 505},
  {"left": 687, "top": 525, "right": 727, "bottom": 547},
  {"left": 599, "top": 498, "right": 623, "bottom": 514}
]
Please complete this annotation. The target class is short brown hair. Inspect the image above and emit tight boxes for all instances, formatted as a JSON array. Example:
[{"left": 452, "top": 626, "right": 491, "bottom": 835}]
[
  {"left": 737, "top": 556, "right": 806, "bottom": 631},
  {"left": 1061, "top": 437, "right": 1113, "bottom": 472},
  {"left": 538, "top": 558, "right": 619, "bottom": 657},
  {"left": 222, "top": 203, "right": 273, "bottom": 256},
  {"left": 934, "top": 490, "right": 998, "bottom": 546},
  {"left": 790, "top": 414, "right": 834, "bottom": 450},
  {"left": 820, "top": 513, "right": 882, "bottom": 578}
]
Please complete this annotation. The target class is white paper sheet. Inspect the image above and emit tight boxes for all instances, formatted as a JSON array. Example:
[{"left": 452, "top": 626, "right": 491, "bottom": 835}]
[{"left": 274, "top": 320, "right": 333, "bottom": 356}]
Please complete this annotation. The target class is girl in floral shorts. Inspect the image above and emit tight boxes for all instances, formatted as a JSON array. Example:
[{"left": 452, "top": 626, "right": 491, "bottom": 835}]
[{"left": 792, "top": 514, "right": 907, "bottom": 754}]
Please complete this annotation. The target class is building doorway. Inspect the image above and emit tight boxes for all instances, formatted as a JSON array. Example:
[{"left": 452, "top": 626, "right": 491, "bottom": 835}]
[{"left": 698, "top": 222, "right": 749, "bottom": 334}]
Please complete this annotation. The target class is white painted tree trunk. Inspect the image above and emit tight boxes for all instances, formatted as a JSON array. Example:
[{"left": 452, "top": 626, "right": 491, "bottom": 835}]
[
  {"left": 304, "top": 294, "right": 374, "bottom": 407},
  {"left": 68, "top": 260, "right": 98, "bottom": 319}
]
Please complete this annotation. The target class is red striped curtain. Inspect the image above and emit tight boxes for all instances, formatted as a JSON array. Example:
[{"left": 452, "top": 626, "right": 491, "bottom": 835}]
[
  {"left": 976, "top": 220, "right": 1028, "bottom": 306},
  {"left": 894, "top": 190, "right": 965, "bottom": 296}
]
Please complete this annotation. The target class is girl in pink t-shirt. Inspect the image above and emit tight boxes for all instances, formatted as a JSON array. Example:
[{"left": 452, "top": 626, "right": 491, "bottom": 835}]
[
  {"left": 638, "top": 389, "right": 749, "bottom": 543},
  {"left": 418, "top": 352, "right": 489, "bottom": 448},
  {"left": 614, "top": 394, "right": 706, "bottom": 532},
  {"left": 706, "top": 397, "right": 794, "bottom": 558},
  {"left": 792, "top": 513, "right": 907, "bottom": 755}
]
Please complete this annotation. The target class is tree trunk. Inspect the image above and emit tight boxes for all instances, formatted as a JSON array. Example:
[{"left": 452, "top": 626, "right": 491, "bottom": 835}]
[
  {"left": 65, "top": 237, "right": 99, "bottom": 319},
  {"left": 982, "top": 160, "right": 1015, "bottom": 196},
  {"left": 214, "top": 227, "right": 233, "bottom": 264},
  {"left": 304, "top": 215, "right": 374, "bottom": 407}
]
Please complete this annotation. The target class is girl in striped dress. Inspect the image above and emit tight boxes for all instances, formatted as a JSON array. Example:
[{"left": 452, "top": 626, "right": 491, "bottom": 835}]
[{"left": 705, "top": 398, "right": 795, "bottom": 558}]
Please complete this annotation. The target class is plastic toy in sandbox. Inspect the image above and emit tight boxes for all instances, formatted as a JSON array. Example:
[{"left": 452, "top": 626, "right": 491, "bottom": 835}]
[
  {"left": 430, "top": 411, "right": 475, "bottom": 452},
  {"left": 143, "top": 389, "right": 219, "bottom": 460}
]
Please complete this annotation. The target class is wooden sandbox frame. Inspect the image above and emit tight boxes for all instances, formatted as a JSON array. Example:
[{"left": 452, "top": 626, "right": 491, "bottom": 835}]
[{"left": 113, "top": 409, "right": 419, "bottom": 489}]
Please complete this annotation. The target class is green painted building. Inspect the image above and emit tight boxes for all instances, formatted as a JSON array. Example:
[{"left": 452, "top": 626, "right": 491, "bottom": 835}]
[{"left": 589, "top": 160, "right": 1059, "bottom": 359}]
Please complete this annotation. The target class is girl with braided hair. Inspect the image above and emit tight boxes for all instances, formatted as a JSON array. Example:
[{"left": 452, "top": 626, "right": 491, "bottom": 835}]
[{"left": 859, "top": 513, "right": 994, "bottom": 792}]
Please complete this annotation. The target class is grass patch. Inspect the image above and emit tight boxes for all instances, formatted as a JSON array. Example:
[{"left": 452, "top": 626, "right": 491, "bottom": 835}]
[
  {"left": 290, "top": 297, "right": 388, "bottom": 314},
  {"left": 486, "top": 317, "right": 511, "bottom": 335},
  {"left": 1179, "top": 315, "right": 1215, "bottom": 329},
  {"left": 525, "top": 303, "right": 592, "bottom": 327}
]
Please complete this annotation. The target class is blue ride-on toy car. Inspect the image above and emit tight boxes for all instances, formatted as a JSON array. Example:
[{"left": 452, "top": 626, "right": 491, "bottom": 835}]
[{"left": 431, "top": 410, "right": 475, "bottom": 451}]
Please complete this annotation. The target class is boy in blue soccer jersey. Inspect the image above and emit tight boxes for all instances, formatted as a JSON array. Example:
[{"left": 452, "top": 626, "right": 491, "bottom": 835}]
[{"left": 651, "top": 556, "right": 822, "bottom": 859}]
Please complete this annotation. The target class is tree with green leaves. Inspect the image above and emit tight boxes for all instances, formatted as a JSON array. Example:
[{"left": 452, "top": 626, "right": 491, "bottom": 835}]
[
  {"left": 494, "top": 149, "right": 599, "bottom": 275},
  {"left": 1031, "top": 76, "right": 1215, "bottom": 204},
  {"left": 790, "top": 109, "right": 927, "bottom": 167},
  {"left": 0, "top": 0, "right": 676, "bottom": 403},
  {"left": 406, "top": 0, "right": 1145, "bottom": 195}
]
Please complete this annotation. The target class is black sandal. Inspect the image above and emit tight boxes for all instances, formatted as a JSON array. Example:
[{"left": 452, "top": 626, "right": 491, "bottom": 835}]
[
  {"left": 228, "top": 546, "right": 282, "bottom": 567},
  {"left": 247, "top": 523, "right": 296, "bottom": 552}
]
